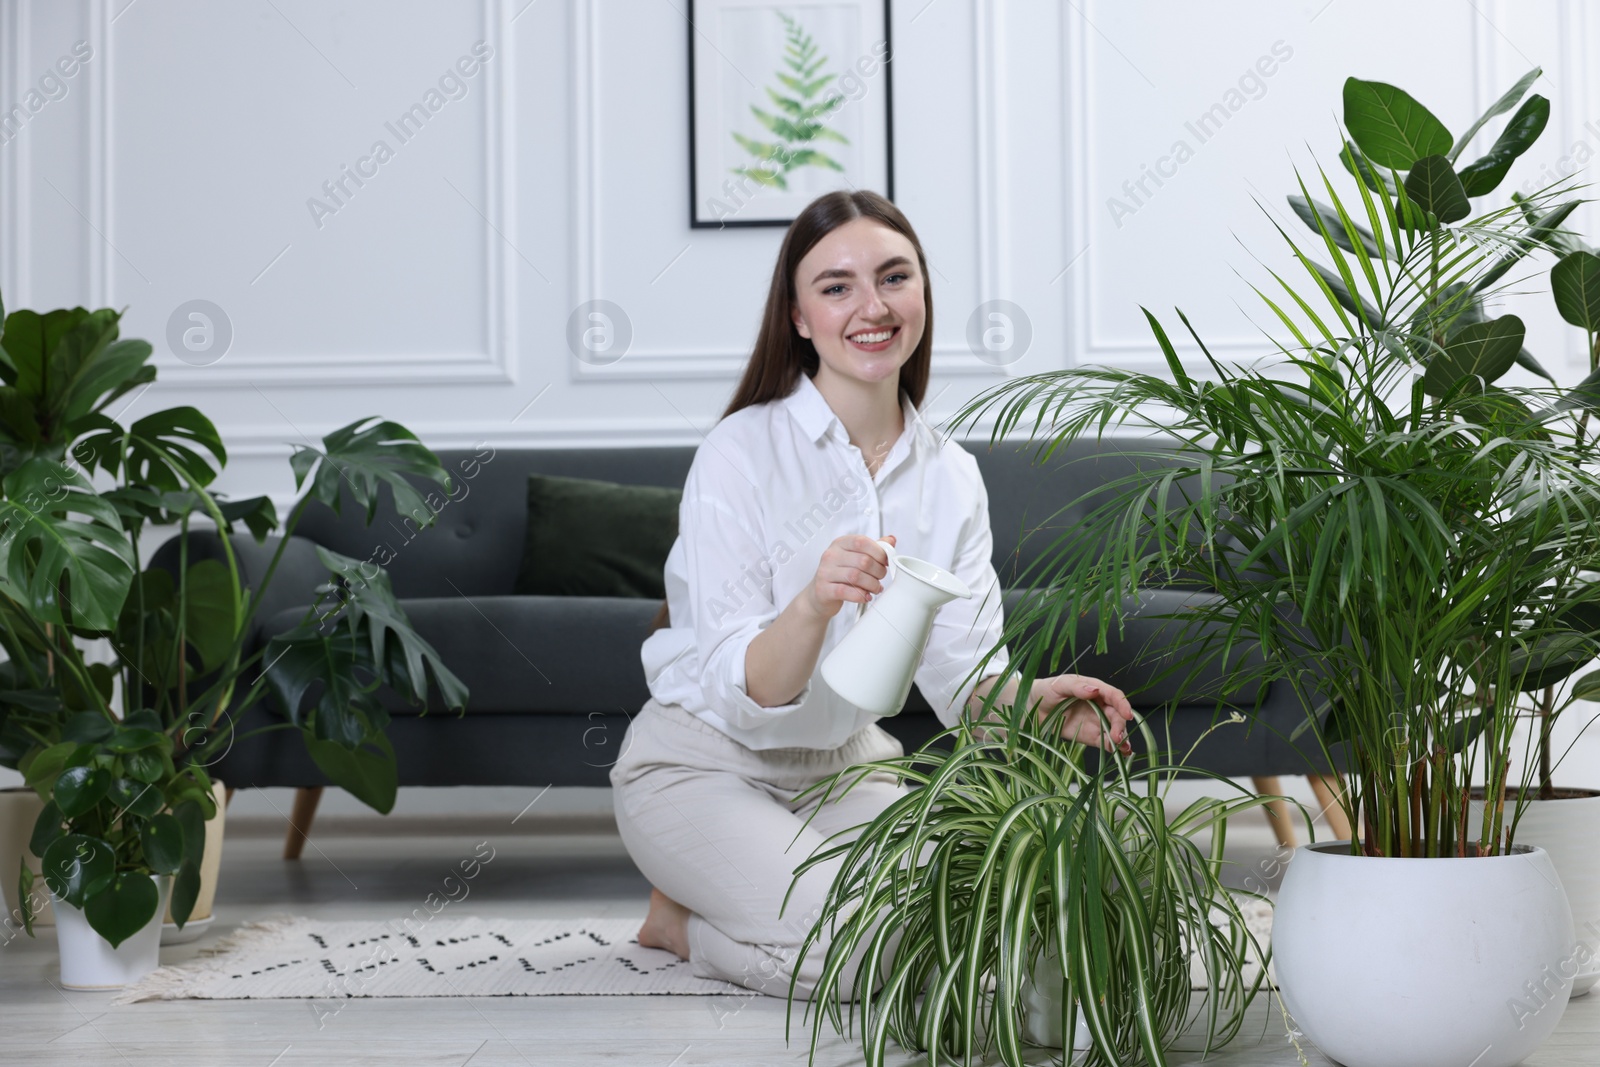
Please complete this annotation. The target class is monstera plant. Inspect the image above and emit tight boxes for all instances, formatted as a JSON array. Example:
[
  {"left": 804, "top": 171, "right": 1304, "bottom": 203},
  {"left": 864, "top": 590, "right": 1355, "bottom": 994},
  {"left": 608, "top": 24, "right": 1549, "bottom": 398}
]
[{"left": 0, "top": 291, "right": 466, "bottom": 944}]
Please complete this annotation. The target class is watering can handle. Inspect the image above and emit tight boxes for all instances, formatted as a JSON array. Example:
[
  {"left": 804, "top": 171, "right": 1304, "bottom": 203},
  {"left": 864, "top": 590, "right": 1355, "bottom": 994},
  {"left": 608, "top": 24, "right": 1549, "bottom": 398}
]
[{"left": 852, "top": 538, "right": 898, "bottom": 621}]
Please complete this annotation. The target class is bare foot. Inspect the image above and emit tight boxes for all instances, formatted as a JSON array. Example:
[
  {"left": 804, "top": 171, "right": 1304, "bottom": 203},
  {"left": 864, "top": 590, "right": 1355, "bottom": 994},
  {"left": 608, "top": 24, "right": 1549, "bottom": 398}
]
[{"left": 638, "top": 887, "right": 692, "bottom": 960}]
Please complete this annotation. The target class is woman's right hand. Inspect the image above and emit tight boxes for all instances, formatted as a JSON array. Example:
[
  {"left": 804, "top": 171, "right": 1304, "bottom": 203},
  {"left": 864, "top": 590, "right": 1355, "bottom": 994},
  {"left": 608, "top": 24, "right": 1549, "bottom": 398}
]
[{"left": 804, "top": 534, "right": 897, "bottom": 620}]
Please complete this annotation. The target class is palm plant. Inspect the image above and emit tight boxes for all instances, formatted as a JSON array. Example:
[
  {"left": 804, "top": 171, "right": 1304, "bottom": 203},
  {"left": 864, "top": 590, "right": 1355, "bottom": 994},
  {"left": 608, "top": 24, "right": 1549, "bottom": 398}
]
[
  {"left": 0, "top": 292, "right": 466, "bottom": 937},
  {"left": 787, "top": 701, "right": 1280, "bottom": 1067},
  {"left": 943, "top": 70, "right": 1600, "bottom": 861}
]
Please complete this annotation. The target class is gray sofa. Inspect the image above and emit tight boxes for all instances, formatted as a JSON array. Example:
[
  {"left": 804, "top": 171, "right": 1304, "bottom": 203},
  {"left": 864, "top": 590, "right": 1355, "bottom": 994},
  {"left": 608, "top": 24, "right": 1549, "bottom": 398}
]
[{"left": 164, "top": 438, "right": 1332, "bottom": 825}]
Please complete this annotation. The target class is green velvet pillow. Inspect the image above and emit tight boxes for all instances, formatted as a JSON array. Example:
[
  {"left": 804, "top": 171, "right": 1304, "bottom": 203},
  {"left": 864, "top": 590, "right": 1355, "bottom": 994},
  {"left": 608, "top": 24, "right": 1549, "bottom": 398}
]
[{"left": 513, "top": 473, "right": 682, "bottom": 598}]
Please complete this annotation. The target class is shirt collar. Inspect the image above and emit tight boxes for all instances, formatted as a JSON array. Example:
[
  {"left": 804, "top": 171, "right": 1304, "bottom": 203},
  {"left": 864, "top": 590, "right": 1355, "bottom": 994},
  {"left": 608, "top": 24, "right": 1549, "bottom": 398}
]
[{"left": 784, "top": 371, "right": 929, "bottom": 454}]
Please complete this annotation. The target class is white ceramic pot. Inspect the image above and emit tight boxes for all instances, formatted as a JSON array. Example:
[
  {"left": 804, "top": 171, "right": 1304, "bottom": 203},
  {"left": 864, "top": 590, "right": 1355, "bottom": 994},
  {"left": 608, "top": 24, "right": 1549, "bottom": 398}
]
[
  {"left": 52, "top": 874, "right": 172, "bottom": 990},
  {"left": 1469, "top": 790, "right": 1600, "bottom": 997},
  {"left": 1016, "top": 945, "right": 1094, "bottom": 1054},
  {"left": 1274, "top": 842, "right": 1576, "bottom": 1067},
  {"left": 0, "top": 787, "right": 53, "bottom": 927}
]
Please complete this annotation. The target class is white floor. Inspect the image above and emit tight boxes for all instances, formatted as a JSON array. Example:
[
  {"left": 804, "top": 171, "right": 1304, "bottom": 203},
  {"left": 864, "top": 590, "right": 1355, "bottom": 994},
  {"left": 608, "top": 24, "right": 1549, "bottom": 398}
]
[{"left": 2, "top": 788, "right": 1596, "bottom": 1066}]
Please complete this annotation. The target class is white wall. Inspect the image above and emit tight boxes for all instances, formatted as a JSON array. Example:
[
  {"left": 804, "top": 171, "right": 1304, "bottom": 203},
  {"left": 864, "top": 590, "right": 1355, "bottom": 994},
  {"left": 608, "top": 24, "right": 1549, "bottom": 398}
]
[{"left": 3, "top": 0, "right": 1598, "bottom": 791}]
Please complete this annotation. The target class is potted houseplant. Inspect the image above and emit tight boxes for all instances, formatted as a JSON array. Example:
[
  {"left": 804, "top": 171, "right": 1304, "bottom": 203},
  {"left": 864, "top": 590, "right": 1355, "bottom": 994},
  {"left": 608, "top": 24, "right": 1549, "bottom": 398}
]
[
  {"left": 0, "top": 291, "right": 467, "bottom": 968},
  {"left": 16, "top": 712, "right": 213, "bottom": 987},
  {"left": 938, "top": 70, "right": 1600, "bottom": 1067},
  {"left": 789, "top": 699, "right": 1285, "bottom": 1067}
]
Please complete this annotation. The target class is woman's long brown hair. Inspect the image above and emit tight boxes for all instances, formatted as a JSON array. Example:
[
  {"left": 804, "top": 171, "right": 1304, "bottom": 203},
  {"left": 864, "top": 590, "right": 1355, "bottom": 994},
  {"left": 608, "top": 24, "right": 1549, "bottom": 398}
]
[{"left": 647, "top": 189, "right": 935, "bottom": 635}]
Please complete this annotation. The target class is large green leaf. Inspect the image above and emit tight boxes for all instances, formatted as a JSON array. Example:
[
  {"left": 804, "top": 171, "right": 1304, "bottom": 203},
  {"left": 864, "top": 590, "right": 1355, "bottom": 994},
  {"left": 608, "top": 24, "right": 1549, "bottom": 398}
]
[
  {"left": 1551, "top": 251, "right": 1600, "bottom": 331},
  {"left": 52, "top": 765, "right": 111, "bottom": 818},
  {"left": 62, "top": 339, "right": 154, "bottom": 425},
  {"left": 0, "top": 307, "right": 117, "bottom": 408},
  {"left": 28, "top": 800, "right": 64, "bottom": 857},
  {"left": 290, "top": 417, "right": 450, "bottom": 525},
  {"left": 0, "top": 458, "right": 135, "bottom": 630},
  {"left": 1343, "top": 78, "right": 1452, "bottom": 168},
  {"left": 108, "top": 776, "right": 164, "bottom": 819},
  {"left": 1421, "top": 315, "right": 1525, "bottom": 396},
  {"left": 170, "top": 861, "right": 202, "bottom": 928},
  {"left": 305, "top": 730, "right": 398, "bottom": 815},
  {"left": 262, "top": 625, "right": 380, "bottom": 733},
  {"left": 1450, "top": 67, "right": 1541, "bottom": 162},
  {"left": 80, "top": 407, "right": 225, "bottom": 491},
  {"left": 217, "top": 494, "right": 278, "bottom": 541},
  {"left": 84, "top": 869, "right": 160, "bottom": 948},
  {"left": 1457, "top": 95, "right": 1549, "bottom": 197},
  {"left": 40, "top": 833, "right": 114, "bottom": 907},
  {"left": 315, "top": 547, "right": 469, "bottom": 711},
  {"left": 1403, "top": 155, "right": 1471, "bottom": 224},
  {"left": 140, "top": 814, "right": 185, "bottom": 874},
  {"left": 180, "top": 558, "right": 240, "bottom": 673}
]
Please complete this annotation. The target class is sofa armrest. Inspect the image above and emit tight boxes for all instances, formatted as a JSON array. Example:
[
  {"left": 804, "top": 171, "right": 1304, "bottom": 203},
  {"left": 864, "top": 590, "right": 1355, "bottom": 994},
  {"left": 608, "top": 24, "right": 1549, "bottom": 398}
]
[{"left": 149, "top": 530, "right": 331, "bottom": 650}]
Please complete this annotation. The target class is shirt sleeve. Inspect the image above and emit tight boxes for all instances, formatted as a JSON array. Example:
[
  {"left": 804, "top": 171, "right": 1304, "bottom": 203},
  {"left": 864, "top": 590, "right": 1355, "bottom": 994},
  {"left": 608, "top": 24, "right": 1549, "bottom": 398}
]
[
  {"left": 678, "top": 445, "right": 812, "bottom": 730},
  {"left": 915, "top": 453, "right": 1012, "bottom": 729}
]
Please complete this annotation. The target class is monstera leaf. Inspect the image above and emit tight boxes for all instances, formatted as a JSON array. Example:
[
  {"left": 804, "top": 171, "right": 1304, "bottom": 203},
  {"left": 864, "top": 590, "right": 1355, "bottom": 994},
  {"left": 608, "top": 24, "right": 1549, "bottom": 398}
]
[
  {"left": 76, "top": 406, "right": 226, "bottom": 491},
  {"left": 290, "top": 417, "right": 451, "bottom": 525},
  {"left": 315, "top": 547, "right": 468, "bottom": 711},
  {"left": 0, "top": 458, "right": 135, "bottom": 630},
  {"left": 260, "top": 624, "right": 397, "bottom": 811}
]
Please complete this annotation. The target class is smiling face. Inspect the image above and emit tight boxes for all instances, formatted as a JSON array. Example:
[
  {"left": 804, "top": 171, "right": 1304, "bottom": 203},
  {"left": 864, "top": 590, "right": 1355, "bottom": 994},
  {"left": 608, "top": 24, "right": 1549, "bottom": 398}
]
[{"left": 789, "top": 217, "right": 927, "bottom": 390}]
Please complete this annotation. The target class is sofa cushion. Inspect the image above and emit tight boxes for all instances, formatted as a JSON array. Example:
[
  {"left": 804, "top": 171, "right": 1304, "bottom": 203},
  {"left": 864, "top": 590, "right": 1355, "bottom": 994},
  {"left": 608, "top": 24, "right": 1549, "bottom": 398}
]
[
  {"left": 512, "top": 473, "right": 681, "bottom": 599},
  {"left": 259, "top": 595, "right": 660, "bottom": 717}
]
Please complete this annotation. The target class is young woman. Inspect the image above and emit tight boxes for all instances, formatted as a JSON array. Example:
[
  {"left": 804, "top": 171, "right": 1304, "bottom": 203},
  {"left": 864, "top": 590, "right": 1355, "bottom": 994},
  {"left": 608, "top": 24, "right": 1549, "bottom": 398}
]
[{"left": 609, "top": 189, "right": 1135, "bottom": 1002}]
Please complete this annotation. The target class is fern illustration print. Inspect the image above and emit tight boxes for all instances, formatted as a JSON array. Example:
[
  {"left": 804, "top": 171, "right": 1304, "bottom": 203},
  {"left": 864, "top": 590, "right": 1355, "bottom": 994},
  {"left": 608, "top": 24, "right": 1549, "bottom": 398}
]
[{"left": 731, "top": 10, "right": 850, "bottom": 191}]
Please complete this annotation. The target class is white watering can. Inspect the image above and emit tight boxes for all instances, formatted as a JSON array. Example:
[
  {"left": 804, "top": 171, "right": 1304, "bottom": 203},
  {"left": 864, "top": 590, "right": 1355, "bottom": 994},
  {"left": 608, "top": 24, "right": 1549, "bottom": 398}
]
[{"left": 819, "top": 538, "right": 973, "bottom": 717}]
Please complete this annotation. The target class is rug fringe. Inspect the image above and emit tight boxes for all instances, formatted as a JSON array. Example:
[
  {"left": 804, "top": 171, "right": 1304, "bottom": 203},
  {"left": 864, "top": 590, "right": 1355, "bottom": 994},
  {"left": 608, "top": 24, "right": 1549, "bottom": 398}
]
[{"left": 112, "top": 914, "right": 307, "bottom": 1005}]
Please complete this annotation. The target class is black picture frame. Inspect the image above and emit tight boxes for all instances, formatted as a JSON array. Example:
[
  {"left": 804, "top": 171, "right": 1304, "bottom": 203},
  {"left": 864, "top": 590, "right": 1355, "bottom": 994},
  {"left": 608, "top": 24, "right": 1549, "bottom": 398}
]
[{"left": 687, "top": 0, "right": 895, "bottom": 229}]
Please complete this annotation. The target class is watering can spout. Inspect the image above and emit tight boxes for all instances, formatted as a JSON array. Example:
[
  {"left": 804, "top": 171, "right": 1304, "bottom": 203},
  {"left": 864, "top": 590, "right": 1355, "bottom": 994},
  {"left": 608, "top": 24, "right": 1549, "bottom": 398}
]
[{"left": 818, "top": 539, "right": 972, "bottom": 717}]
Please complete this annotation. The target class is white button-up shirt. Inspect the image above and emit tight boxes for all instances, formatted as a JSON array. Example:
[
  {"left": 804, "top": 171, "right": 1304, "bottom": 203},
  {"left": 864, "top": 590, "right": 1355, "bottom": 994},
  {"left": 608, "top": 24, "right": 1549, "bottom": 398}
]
[{"left": 641, "top": 371, "right": 1012, "bottom": 750}]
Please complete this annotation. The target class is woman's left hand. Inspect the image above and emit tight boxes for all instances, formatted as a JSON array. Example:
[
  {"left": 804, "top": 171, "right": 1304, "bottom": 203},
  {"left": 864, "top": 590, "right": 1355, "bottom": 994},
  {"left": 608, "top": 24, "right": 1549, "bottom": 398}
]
[{"left": 1038, "top": 674, "right": 1135, "bottom": 755}]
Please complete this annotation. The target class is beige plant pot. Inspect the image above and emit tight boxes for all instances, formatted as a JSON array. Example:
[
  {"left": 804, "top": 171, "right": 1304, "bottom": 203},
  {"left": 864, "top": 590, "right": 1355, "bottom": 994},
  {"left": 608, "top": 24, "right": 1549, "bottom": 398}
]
[{"left": 1, "top": 786, "right": 53, "bottom": 927}]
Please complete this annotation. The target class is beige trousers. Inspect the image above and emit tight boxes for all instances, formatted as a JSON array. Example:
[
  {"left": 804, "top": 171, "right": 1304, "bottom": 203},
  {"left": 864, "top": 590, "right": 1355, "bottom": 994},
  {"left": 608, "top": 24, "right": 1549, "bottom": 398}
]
[{"left": 609, "top": 695, "right": 909, "bottom": 1002}]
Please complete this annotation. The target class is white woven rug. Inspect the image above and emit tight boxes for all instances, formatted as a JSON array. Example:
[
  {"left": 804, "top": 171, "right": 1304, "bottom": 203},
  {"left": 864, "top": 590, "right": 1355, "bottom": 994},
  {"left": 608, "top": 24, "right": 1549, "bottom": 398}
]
[
  {"left": 113, "top": 903, "right": 1275, "bottom": 1004},
  {"left": 113, "top": 915, "right": 745, "bottom": 1004}
]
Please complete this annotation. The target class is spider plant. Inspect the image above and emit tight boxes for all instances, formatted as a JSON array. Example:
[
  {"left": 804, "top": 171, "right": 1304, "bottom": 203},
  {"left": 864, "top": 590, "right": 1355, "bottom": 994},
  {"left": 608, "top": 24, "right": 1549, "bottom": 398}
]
[
  {"left": 786, "top": 699, "right": 1282, "bottom": 1067},
  {"left": 945, "top": 70, "right": 1600, "bottom": 861}
]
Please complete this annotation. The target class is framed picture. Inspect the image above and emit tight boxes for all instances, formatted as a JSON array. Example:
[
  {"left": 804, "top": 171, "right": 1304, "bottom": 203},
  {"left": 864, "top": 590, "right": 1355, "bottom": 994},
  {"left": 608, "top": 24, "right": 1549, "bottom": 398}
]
[{"left": 688, "top": 0, "right": 894, "bottom": 229}]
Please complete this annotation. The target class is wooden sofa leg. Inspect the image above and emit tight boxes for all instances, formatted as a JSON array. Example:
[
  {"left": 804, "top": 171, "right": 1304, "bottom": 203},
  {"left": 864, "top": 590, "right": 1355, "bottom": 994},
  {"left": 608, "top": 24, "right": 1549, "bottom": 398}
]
[
  {"left": 284, "top": 786, "right": 324, "bottom": 860},
  {"left": 1250, "top": 776, "right": 1297, "bottom": 851},
  {"left": 224, "top": 786, "right": 236, "bottom": 809},
  {"left": 1307, "top": 773, "right": 1354, "bottom": 842}
]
